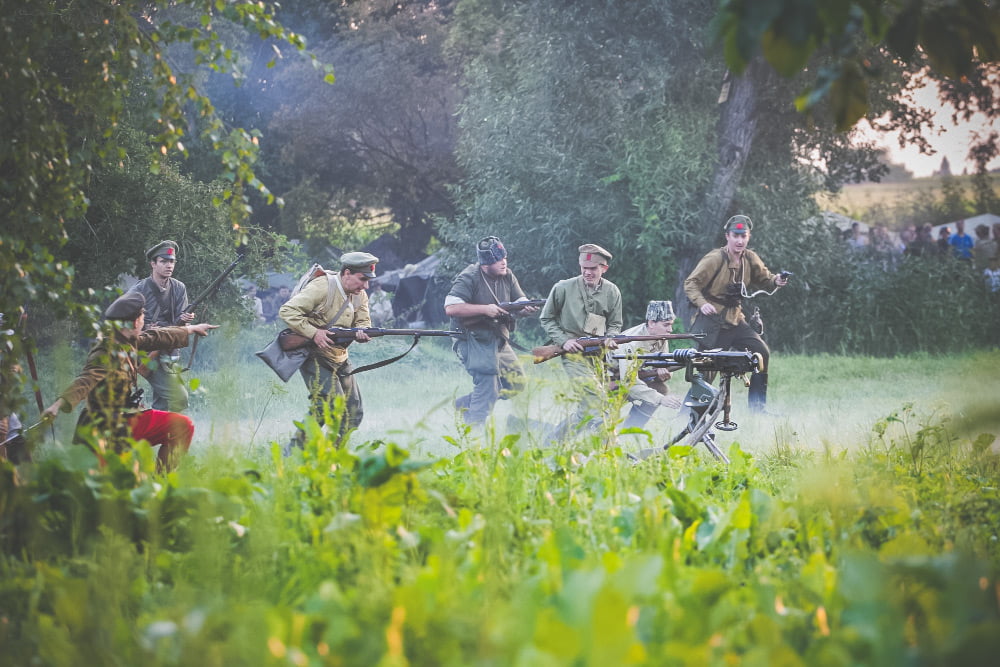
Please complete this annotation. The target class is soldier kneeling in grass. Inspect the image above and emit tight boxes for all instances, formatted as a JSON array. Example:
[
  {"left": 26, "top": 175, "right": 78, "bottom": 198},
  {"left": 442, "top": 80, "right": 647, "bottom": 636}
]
[{"left": 42, "top": 291, "right": 218, "bottom": 471}]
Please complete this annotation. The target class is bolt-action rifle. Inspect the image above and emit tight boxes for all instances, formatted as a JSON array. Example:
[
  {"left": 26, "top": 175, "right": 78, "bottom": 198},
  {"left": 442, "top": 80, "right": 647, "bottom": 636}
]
[
  {"left": 278, "top": 326, "right": 462, "bottom": 352},
  {"left": 141, "top": 253, "right": 245, "bottom": 376},
  {"left": 532, "top": 332, "right": 704, "bottom": 364},
  {"left": 459, "top": 299, "right": 546, "bottom": 329}
]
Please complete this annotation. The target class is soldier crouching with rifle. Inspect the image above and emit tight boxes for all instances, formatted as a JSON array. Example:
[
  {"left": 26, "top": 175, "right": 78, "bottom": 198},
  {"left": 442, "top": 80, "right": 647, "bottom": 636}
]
[
  {"left": 614, "top": 300, "right": 684, "bottom": 430},
  {"left": 278, "top": 252, "right": 378, "bottom": 449},
  {"left": 41, "top": 292, "right": 218, "bottom": 471},
  {"left": 683, "top": 215, "right": 789, "bottom": 413},
  {"left": 444, "top": 236, "right": 541, "bottom": 425}
]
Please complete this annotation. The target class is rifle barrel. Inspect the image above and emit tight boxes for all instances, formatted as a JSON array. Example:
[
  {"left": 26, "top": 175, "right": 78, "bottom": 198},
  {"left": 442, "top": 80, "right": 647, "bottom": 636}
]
[{"left": 186, "top": 254, "right": 245, "bottom": 313}]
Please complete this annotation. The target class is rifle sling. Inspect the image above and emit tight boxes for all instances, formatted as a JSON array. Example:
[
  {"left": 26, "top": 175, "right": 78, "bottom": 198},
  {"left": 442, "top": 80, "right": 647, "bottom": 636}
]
[{"left": 347, "top": 335, "right": 422, "bottom": 375}]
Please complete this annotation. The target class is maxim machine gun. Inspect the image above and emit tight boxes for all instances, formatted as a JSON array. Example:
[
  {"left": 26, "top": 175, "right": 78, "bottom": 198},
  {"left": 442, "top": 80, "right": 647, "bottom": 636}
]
[{"left": 611, "top": 348, "right": 763, "bottom": 463}]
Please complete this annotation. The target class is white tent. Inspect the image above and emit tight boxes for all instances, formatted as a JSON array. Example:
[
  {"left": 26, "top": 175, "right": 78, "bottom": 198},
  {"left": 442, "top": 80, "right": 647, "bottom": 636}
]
[{"left": 931, "top": 212, "right": 1000, "bottom": 239}]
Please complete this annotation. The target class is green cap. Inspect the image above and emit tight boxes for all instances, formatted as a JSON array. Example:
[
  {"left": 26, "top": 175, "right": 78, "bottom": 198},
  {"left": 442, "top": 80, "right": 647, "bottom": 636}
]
[
  {"left": 341, "top": 251, "right": 379, "bottom": 278},
  {"left": 723, "top": 215, "right": 753, "bottom": 235},
  {"left": 105, "top": 291, "right": 145, "bottom": 321},
  {"left": 578, "top": 243, "right": 612, "bottom": 264},
  {"left": 146, "top": 240, "right": 179, "bottom": 261}
]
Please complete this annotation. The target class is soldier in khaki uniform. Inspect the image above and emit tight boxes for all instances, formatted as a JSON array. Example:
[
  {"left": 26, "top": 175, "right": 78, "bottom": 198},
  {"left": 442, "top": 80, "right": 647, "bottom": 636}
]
[
  {"left": 279, "top": 252, "right": 377, "bottom": 448},
  {"left": 683, "top": 215, "right": 788, "bottom": 412},
  {"left": 540, "top": 243, "right": 623, "bottom": 435},
  {"left": 614, "top": 300, "right": 683, "bottom": 429},
  {"left": 42, "top": 291, "right": 218, "bottom": 470}
]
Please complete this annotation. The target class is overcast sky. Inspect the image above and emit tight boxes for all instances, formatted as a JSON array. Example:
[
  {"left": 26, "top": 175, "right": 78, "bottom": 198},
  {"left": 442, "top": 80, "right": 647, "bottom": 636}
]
[{"left": 863, "top": 81, "right": 999, "bottom": 178}]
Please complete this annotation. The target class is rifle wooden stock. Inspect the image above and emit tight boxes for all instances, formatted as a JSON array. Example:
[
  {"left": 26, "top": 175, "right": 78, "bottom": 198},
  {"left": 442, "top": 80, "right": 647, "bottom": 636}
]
[
  {"left": 532, "top": 333, "right": 704, "bottom": 364},
  {"left": 278, "top": 326, "right": 461, "bottom": 352}
]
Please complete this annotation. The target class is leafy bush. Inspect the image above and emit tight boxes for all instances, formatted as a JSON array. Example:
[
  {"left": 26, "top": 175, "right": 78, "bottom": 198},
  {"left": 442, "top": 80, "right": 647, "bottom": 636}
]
[{"left": 3, "top": 403, "right": 999, "bottom": 665}]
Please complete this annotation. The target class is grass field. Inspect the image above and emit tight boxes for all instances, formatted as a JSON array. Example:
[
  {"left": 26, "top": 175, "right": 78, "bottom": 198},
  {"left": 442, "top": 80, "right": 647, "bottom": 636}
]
[
  {"left": 815, "top": 173, "right": 1000, "bottom": 218},
  {"left": 5, "top": 329, "right": 1000, "bottom": 665}
]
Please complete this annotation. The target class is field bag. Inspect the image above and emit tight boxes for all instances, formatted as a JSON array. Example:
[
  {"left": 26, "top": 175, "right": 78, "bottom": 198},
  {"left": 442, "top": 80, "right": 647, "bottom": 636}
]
[
  {"left": 452, "top": 328, "right": 501, "bottom": 375},
  {"left": 689, "top": 312, "right": 722, "bottom": 349},
  {"left": 256, "top": 272, "right": 352, "bottom": 382},
  {"left": 255, "top": 332, "right": 312, "bottom": 382}
]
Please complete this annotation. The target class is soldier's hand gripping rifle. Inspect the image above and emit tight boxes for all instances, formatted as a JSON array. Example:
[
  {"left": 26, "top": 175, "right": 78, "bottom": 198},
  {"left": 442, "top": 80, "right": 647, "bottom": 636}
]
[
  {"left": 532, "top": 332, "right": 704, "bottom": 364},
  {"left": 611, "top": 348, "right": 763, "bottom": 463},
  {"left": 137, "top": 253, "right": 244, "bottom": 376},
  {"left": 277, "top": 326, "right": 461, "bottom": 351},
  {"left": 460, "top": 299, "right": 547, "bottom": 329},
  {"left": 182, "top": 253, "right": 246, "bottom": 371},
  {"left": 260, "top": 325, "right": 462, "bottom": 379}
]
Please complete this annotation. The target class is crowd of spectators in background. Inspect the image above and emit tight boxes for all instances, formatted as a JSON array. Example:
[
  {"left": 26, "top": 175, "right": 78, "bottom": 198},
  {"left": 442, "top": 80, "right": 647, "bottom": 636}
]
[{"left": 844, "top": 218, "right": 1000, "bottom": 293}]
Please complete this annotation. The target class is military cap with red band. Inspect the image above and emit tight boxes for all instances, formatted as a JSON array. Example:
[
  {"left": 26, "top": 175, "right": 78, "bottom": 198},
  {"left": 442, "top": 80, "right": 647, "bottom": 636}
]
[
  {"left": 146, "top": 240, "right": 180, "bottom": 262},
  {"left": 723, "top": 215, "right": 753, "bottom": 235}
]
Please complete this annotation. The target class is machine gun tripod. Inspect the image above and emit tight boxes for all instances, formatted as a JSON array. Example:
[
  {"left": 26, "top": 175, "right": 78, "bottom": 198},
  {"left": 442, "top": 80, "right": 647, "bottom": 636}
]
[{"left": 611, "top": 348, "right": 763, "bottom": 463}]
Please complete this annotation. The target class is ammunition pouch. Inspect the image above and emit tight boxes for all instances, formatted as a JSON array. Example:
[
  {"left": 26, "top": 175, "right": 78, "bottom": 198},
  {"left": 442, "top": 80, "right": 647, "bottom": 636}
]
[
  {"left": 720, "top": 282, "right": 743, "bottom": 307},
  {"left": 689, "top": 313, "right": 722, "bottom": 349}
]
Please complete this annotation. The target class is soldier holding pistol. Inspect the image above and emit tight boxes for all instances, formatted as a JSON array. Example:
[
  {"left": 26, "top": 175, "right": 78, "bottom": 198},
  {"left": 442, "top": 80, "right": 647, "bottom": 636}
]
[
  {"left": 684, "top": 215, "right": 787, "bottom": 412},
  {"left": 42, "top": 292, "right": 217, "bottom": 471}
]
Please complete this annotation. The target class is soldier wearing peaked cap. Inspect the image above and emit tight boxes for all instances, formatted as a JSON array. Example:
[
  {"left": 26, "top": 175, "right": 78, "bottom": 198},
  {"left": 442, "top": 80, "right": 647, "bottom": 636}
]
[
  {"left": 127, "top": 240, "right": 195, "bottom": 412},
  {"left": 683, "top": 215, "right": 788, "bottom": 413},
  {"left": 42, "top": 291, "right": 218, "bottom": 471},
  {"left": 279, "top": 251, "right": 378, "bottom": 449},
  {"left": 613, "top": 300, "right": 683, "bottom": 430},
  {"left": 538, "top": 243, "right": 623, "bottom": 436},
  {"left": 444, "top": 235, "right": 537, "bottom": 425}
]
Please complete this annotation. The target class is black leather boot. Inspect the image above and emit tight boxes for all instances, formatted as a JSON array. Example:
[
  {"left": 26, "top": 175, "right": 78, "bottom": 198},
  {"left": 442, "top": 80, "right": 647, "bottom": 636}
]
[{"left": 748, "top": 372, "right": 768, "bottom": 412}]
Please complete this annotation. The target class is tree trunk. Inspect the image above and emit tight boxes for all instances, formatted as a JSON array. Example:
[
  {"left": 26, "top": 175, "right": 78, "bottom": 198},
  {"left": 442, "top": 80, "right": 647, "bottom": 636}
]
[{"left": 674, "top": 57, "right": 769, "bottom": 326}]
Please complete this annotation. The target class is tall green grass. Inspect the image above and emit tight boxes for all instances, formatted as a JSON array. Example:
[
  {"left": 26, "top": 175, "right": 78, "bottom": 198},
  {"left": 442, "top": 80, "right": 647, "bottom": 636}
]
[{"left": 6, "top": 339, "right": 998, "bottom": 665}]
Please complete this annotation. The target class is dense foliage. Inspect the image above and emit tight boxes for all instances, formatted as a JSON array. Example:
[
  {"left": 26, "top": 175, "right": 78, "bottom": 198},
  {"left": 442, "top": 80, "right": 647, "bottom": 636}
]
[
  {"left": 0, "top": 0, "right": 322, "bottom": 414},
  {"left": 2, "top": 408, "right": 999, "bottom": 665}
]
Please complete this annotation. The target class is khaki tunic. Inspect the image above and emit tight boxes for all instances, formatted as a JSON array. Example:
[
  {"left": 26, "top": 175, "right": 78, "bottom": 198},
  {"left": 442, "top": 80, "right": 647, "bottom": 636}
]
[
  {"left": 59, "top": 327, "right": 191, "bottom": 413},
  {"left": 278, "top": 273, "right": 371, "bottom": 365},
  {"left": 683, "top": 248, "right": 778, "bottom": 327},
  {"left": 614, "top": 323, "right": 671, "bottom": 405},
  {"left": 540, "top": 276, "right": 623, "bottom": 345}
]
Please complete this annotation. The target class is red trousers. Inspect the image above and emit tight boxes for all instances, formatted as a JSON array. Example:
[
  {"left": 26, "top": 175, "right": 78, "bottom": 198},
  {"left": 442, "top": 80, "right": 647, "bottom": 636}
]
[{"left": 128, "top": 409, "right": 194, "bottom": 469}]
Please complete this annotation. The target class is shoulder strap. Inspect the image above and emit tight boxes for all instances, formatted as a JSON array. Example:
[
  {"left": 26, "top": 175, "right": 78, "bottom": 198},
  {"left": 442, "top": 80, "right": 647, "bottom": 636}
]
[
  {"left": 347, "top": 335, "right": 421, "bottom": 375},
  {"left": 700, "top": 249, "right": 728, "bottom": 295}
]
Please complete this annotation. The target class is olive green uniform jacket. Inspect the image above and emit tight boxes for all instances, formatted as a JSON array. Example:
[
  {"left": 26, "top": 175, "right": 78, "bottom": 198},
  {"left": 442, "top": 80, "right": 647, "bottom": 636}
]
[{"left": 540, "top": 276, "right": 623, "bottom": 345}]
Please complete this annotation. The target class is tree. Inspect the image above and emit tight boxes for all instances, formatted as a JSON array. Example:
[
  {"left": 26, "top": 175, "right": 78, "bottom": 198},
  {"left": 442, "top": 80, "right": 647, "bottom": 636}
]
[
  {"left": 0, "top": 0, "right": 317, "bottom": 417},
  {"left": 250, "top": 0, "right": 463, "bottom": 262},
  {"left": 444, "top": 0, "right": 888, "bottom": 323},
  {"left": 715, "top": 0, "right": 1000, "bottom": 130}
]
